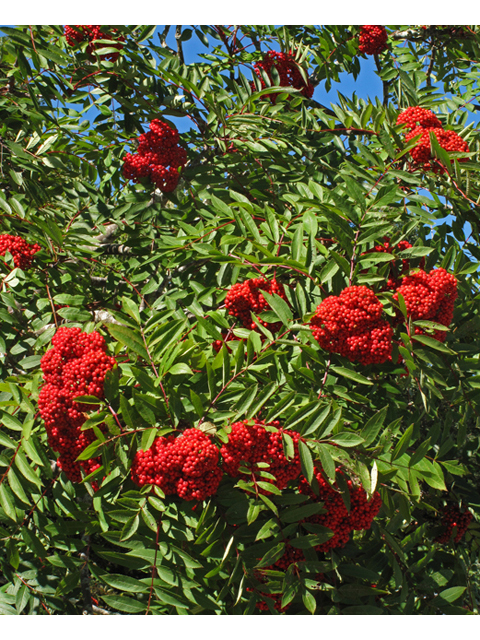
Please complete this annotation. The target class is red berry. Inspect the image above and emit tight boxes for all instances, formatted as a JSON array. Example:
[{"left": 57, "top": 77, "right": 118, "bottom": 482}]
[
  {"left": 64, "top": 25, "right": 125, "bottom": 62},
  {"left": 251, "top": 50, "right": 313, "bottom": 103},
  {"left": 123, "top": 119, "right": 187, "bottom": 193},
  {"left": 224, "top": 277, "right": 288, "bottom": 332},
  {"left": 310, "top": 285, "right": 393, "bottom": 365},
  {"left": 38, "top": 327, "right": 116, "bottom": 488},
  {"left": 0, "top": 234, "right": 40, "bottom": 270},
  {"left": 358, "top": 26, "right": 388, "bottom": 55}
]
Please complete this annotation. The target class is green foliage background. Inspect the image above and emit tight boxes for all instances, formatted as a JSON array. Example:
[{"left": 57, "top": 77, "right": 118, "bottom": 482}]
[{"left": 0, "top": 24, "right": 479, "bottom": 615}]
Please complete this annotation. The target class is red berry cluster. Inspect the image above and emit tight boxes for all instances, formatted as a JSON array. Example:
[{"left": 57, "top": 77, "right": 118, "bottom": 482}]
[
  {"left": 225, "top": 277, "right": 287, "bottom": 332},
  {"left": 394, "top": 268, "right": 458, "bottom": 341},
  {"left": 131, "top": 428, "right": 222, "bottom": 501},
  {"left": 396, "top": 106, "right": 442, "bottom": 131},
  {"left": 397, "top": 107, "right": 469, "bottom": 171},
  {"left": 298, "top": 467, "right": 382, "bottom": 552},
  {"left": 0, "top": 234, "right": 40, "bottom": 270},
  {"left": 434, "top": 505, "right": 473, "bottom": 544},
  {"left": 123, "top": 119, "right": 187, "bottom": 193},
  {"left": 251, "top": 51, "right": 314, "bottom": 103},
  {"left": 220, "top": 420, "right": 302, "bottom": 492},
  {"left": 358, "top": 26, "right": 388, "bottom": 55},
  {"left": 38, "top": 327, "right": 116, "bottom": 485},
  {"left": 310, "top": 285, "right": 393, "bottom": 365},
  {"left": 64, "top": 25, "right": 125, "bottom": 61}
]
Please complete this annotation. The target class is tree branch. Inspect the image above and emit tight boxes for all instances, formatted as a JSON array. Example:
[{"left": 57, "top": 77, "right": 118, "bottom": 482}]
[{"left": 175, "top": 26, "right": 185, "bottom": 64}]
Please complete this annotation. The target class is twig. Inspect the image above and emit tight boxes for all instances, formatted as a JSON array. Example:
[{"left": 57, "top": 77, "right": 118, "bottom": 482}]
[
  {"left": 80, "top": 536, "right": 93, "bottom": 615},
  {"left": 146, "top": 515, "right": 162, "bottom": 615},
  {"left": 175, "top": 26, "right": 185, "bottom": 64},
  {"left": 426, "top": 44, "right": 436, "bottom": 87}
]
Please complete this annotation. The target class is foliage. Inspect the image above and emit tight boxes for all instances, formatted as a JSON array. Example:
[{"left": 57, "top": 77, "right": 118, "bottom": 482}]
[{"left": 0, "top": 24, "right": 480, "bottom": 615}]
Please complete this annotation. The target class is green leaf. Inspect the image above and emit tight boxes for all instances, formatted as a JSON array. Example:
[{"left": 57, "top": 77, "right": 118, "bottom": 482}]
[
  {"left": 168, "top": 363, "right": 194, "bottom": 376},
  {"left": 329, "top": 433, "right": 364, "bottom": 447},
  {"left": 317, "top": 443, "right": 336, "bottom": 482},
  {"left": 409, "top": 438, "right": 431, "bottom": 468},
  {"left": 330, "top": 366, "right": 373, "bottom": 386},
  {"left": 412, "top": 335, "right": 455, "bottom": 354},
  {"left": 298, "top": 440, "right": 314, "bottom": 483},
  {"left": 261, "top": 291, "right": 293, "bottom": 326},
  {"left": 140, "top": 427, "right": 157, "bottom": 453},
  {"left": 1, "top": 411, "right": 23, "bottom": 431},
  {"left": 7, "top": 467, "right": 29, "bottom": 504},
  {"left": 290, "top": 531, "right": 334, "bottom": 548},
  {"left": 14, "top": 451, "right": 43, "bottom": 488},
  {"left": 119, "top": 395, "right": 134, "bottom": 429},
  {"left": 330, "top": 250, "right": 351, "bottom": 275},
  {"left": 101, "top": 595, "right": 147, "bottom": 614},
  {"left": 0, "top": 484, "right": 17, "bottom": 521},
  {"left": 106, "top": 324, "right": 149, "bottom": 361},
  {"left": 255, "top": 542, "right": 285, "bottom": 568},
  {"left": 76, "top": 439, "right": 103, "bottom": 461},
  {"left": 120, "top": 514, "right": 140, "bottom": 541},
  {"left": 255, "top": 518, "right": 278, "bottom": 541},
  {"left": 282, "top": 503, "right": 327, "bottom": 523},
  {"left": 302, "top": 590, "right": 316, "bottom": 614},
  {"left": 15, "top": 584, "right": 30, "bottom": 614},
  {"left": 100, "top": 574, "right": 149, "bottom": 593},
  {"left": 362, "top": 407, "right": 388, "bottom": 446},
  {"left": 392, "top": 425, "right": 414, "bottom": 462},
  {"left": 435, "top": 586, "right": 466, "bottom": 604}
]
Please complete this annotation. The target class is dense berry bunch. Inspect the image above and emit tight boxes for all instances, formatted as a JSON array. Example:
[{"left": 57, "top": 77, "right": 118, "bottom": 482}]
[
  {"left": 397, "top": 107, "right": 469, "bottom": 171},
  {"left": 434, "top": 505, "right": 473, "bottom": 544},
  {"left": 358, "top": 26, "right": 388, "bottom": 55},
  {"left": 394, "top": 268, "right": 458, "bottom": 341},
  {"left": 64, "top": 25, "right": 125, "bottom": 61},
  {"left": 225, "top": 277, "right": 287, "bottom": 332},
  {"left": 396, "top": 106, "right": 442, "bottom": 131},
  {"left": 251, "top": 51, "right": 314, "bottom": 103},
  {"left": 310, "top": 286, "right": 393, "bottom": 365},
  {"left": 38, "top": 328, "right": 116, "bottom": 485},
  {"left": 123, "top": 119, "right": 187, "bottom": 193},
  {"left": 299, "top": 467, "right": 382, "bottom": 552},
  {"left": 220, "top": 420, "right": 302, "bottom": 492},
  {"left": 0, "top": 234, "right": 40, "bottom": 270},
  {"left": 131, "top": 428, "right": 222, "bottom": 501},
  {"left": 406, "top": 127, "right": 469, "bottom": 171}
]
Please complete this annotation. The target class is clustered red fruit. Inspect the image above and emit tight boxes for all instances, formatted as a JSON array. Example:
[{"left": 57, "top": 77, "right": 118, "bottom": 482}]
[
  {"left": 397, "top": 107, "right": 469, "bottom": 172},
  {"left": 358, "top": 26, "right": 388, "bottom": 55},
  {"left": 131, "top": 428, "right": 222, "bottom": 501},
  {"left": 310, "top": 285, "right": 393, "bottom": 365},
  {"left": 0, "top": 234, "right": 40, "bottom": 270},
  {"left": 38, "top": 327, "right": 116, "bottom": 485},
  {"left": 251, "top": 51, "right": 314, "bottom": 103},
  {"left": 394, "top": 268, "right": 458, "bottom": 342},
  {"left": 299, "top": 467, "right": 382, "bottom": 552},
  {"left": 123, "top": 119, "right": 187, "bottom": 193},
  {"left": 64, "top": 25, "right": 125, "bottom": 62},
  {"left": 220, "top": 420, "right": 302, "bottom": 492},
  {"left": 225, "top": 277, "right": 287, "bottom": 332},
  {"left": 434, "top": 504, "right": 473, "bottom": 544},
  {"left": 396, "top": 106, "right": 442, "bottom": 131}
]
